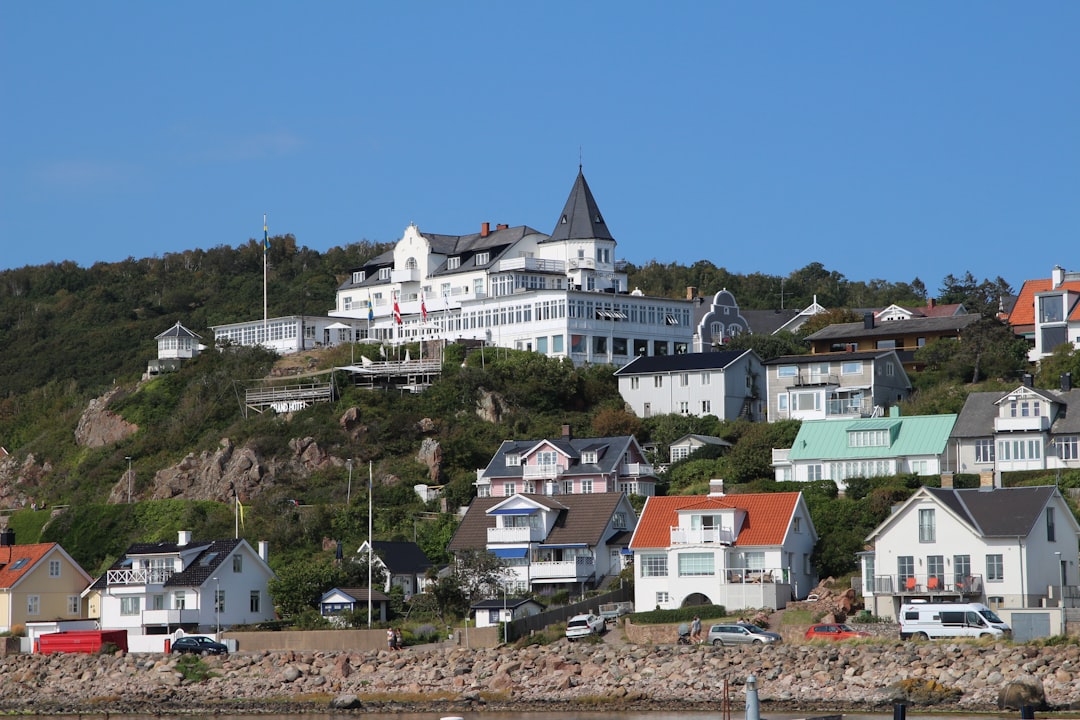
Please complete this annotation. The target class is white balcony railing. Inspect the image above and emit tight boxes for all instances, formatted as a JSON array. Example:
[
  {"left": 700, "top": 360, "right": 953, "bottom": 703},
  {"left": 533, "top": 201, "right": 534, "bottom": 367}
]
[
  {"left": 523, "top": 464, "right": 564, "bottom": 479},
  {"left": 487, "top": 526, "right": 543, "bottom": 543},
  {"left": 772, "top": 448, "right": 791, "bottom": 463},
  {"left": 670, "top": 527, "right": 737, "bottom": 545},
  {"left": 621, "top": 462, "right": 655, "bottom": 477},
  {"left": 496, "top": 257, "right": 566, "bottom": 274},
  {"left": 531, "top": 557, "right": 594, "bottom": 581},
  {"left": 994, "top": 416, "right": 1051, "bottom": 433},
  {"left": 391, "top": 268, "right": 420, "bottom": 283},
  {"left": 107, "top": 568, "right": 174, "bottom": 585}
]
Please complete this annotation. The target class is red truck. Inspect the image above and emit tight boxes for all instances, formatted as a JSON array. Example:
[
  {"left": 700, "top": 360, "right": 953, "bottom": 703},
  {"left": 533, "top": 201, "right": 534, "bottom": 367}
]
[{"left": 37, "top": 629, "right": 128, "bottom": 654}]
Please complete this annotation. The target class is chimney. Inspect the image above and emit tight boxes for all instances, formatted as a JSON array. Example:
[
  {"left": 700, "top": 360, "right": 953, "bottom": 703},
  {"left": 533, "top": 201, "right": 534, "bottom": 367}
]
[
  {"left": 1063, "top": 372, "right": 1073, "bottom": 392},
  {"left": 979, "top": 470, "right": 996, "bottom": 490},
  {"left": 709, "top": 479, "right": 726, "bottom": 497},
  {"left": 258, "top": 540, "right": 269, "bottom": 562},
  {"left": 940, "top": 472, "right": 954, "bottom": 489},
  {"left": 686, "top": 286, "right": 697, "bottom": 301},
  {"left": 864, "top": 312, "right": 875, "bottom": 330},
  {"left": 1023, "top": 373, "right": 1034, "bottom": 388},
  {"left": 561, "top": 424, "right": 572, "bottom": 440},
  {"left": 481, "top": 222, "right": 490, "bottom": 237},
  {"left": 927, "top": 298, "right": 935, "bottom": 309},
  {"left": 178, "top": 530, "right": 192, "bottom": 546},
  {"left": 0, "top": 528, "right": 14, "bottom": 547},
  {"left": 496, "top": 223, "right": 508, "bottom": 230},
  {"left": 1052, "top": 265, "right": 1065, "bottom": 289}
]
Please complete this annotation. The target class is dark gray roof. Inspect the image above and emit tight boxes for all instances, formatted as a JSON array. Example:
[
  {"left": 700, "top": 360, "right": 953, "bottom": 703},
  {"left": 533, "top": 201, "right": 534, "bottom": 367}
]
[
  {"left": 614, "top": 350, "right": 751, "bottom": 376},
  {"left": 371, "top": 540, "right": 433, "bottom": 575},
  {"left": 672, "top": 433, "right": 733, "bottom": 448},
  {"left": 89, "top": 538, "right": 242, "bottom": 591},
  {"left": 740, "top": 309, "right": 803, "bottom": 335},
  {"left": 447, "top": 494, "right": 629, "bottom": 553},
  {"left": 805, "top": 314, "right": 981, "bottom": 341},
  {"left": 924, "top": 486, "right": 1058, "bottom": 537},
  {"left": 481, "top": 435, "right": 641, "bottom": 480},
  {"left": 951, "top": 388, "right": 1080, "bottom": 438},
  {"left": 326, "top": 587, "right": 390, "bottom": 603},
  {"left": 155, "top": 321, "right": 201, "bottom": 340},
  {"left": 471, "top": 597, "right": 545, "bottom": 610},
  {"left": 763, "top": 350, "right": 891, "bottom": 365},
  {"left": 544, "top": 168, "right": 615, "bottom": 243}
]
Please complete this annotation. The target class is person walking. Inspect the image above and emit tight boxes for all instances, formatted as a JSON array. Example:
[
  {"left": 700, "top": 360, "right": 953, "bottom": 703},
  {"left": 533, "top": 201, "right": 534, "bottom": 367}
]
[{"left": 690, "top": 615, "right": 702, "bottom": 643}]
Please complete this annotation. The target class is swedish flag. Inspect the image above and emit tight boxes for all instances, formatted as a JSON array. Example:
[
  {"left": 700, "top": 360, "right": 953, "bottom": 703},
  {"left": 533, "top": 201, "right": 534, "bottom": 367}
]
[{"left": 263, "top": 217, "right": 270, "bottom": 253}]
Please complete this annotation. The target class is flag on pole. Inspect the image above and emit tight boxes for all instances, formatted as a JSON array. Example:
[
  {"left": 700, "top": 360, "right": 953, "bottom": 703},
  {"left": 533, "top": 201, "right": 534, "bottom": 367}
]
[
  {"left": 379, "top": 345, "right": 386, "bottom": 358},
  {"left": 420, "top": 292, "right": 427, "bottom": 322},
  {"left": 263, "top": 215, "right": 270, "bottom": 253},
  {"left": 393, "top": 293, "right": 402, "bottom": 325},
  {"left": 237, "top": 497, "right": 245, "bottom": 530},
  {"left": 367, "top": 295, "right": 374, "bottom": 322}
]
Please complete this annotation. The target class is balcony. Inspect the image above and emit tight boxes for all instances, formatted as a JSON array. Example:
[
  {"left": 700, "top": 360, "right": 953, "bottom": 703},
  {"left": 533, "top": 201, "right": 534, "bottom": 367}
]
[
  {"left": 107, "top": 568, "right": 175, "bottom": 586},
  {"left": 725, "top": 567, "right": 786, "bottom": 584},
  {"left": 531, "top": 557, "right": 594, "bottom": 581},
  {"left": 496, "top": 257, "right": 566, "bottom": 274},
  {"left": 567, "top": 257, "right": 596, "bottom": 271},
  {"left": 523, "top": 464, "right": 564, "bottom": 480},
  {"left": 142, "top": 608, "right": 198, "bottom": 626},
  {"left": 621, "top": 462, "right": 655, "bottom": 477},
  {"left": 487, "top": 526, "right": 544, "bottom": 543},
  {"left": 670, "top": 527, "right": 737, "bottom": 545},
  {"left": 794, "top": 373, "right": 839, "bottom": 387},
  {"left": 865, "top": 573, "right": 985, "bottom": 596},
  {"left": 994, "top": 415, "right": 1051, "bottom": 433},
  {"left": 826, "top": 397, "right": 873, "bottom": 417},
  {"left": 772, "top": 448, "right": 791, "bottom": 464},
  {"left": 391, "top": 268, "right": 420, "bottom": 283}
]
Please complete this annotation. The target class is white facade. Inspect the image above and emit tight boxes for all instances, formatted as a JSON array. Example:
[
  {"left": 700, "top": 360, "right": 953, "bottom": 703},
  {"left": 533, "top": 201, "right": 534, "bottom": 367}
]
[
  {"left": 765, "top": 351, "right": 911, "bottom": 422},
  {"left": 211, "top": 315, "right": 368, "bottom": 355},
  {"left": 615, "top": 350, "right": 765, "bottom": 420}
]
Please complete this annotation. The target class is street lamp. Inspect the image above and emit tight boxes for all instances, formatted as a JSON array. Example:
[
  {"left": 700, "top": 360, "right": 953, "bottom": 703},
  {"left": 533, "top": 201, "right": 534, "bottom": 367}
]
[
  {"left": 502, "top": 585, "right": 509, "bottom": 645},
  {"left": 125, "top": 456, "right": 133, "bottom": 504},
  {"left": 212, "top": 576, "right": 220, "bottom": 640},
  {"left": 346, "top": 459, "right": 353, "bottom": 505}
]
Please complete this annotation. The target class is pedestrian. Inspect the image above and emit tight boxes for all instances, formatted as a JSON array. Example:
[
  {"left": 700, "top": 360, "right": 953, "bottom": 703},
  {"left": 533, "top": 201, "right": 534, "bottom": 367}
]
[
  {"left": 690, "top": 615, "right": 702, "bottom": 643},
  {"left": 386, "top": 627, "right": 395, "bottom": 650},
  {"left": 394, "top": 628, "right": 403, "bottom": 650}
]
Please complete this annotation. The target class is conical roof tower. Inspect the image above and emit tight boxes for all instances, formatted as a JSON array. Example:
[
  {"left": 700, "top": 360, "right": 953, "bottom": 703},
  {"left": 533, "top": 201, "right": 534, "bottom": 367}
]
[{"left": 545, "top": 167, "right": 615, "bottom": 243}]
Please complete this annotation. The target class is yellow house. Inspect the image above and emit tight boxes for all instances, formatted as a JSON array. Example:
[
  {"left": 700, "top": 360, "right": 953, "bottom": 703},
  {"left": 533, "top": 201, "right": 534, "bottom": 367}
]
[{"left": 0, "top": 534, "right": 93, "bottom": 632}]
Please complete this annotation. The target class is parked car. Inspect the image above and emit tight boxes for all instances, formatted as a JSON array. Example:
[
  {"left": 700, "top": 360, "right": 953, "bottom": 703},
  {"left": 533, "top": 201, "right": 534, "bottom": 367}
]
[
  {"left": 804, "top": 623, "right": 870, "bottom": 641},
  {"left": 171, "top": 635, "right": 229, "bottom": 655},
  {"left": 565, "top": 613, "right": 605, "bottom": 640},
  {"left": 707, "top": 622, "right": 782, "bottom": 646}
]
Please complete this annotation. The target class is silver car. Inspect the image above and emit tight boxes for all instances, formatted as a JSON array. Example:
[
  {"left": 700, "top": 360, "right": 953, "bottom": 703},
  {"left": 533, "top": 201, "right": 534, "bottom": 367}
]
[
  {"left": 565, "top": 613, "right": 605, "bottom": 640},
  {"left": 707, "top": 622, "right": 782, "bottom": 646}
]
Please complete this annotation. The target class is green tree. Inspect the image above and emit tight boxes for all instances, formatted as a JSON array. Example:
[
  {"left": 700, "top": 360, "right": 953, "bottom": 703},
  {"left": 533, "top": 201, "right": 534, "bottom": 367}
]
[
  {"left": 725, "top": 330, "right": 807, "bottom": 361},
  {"left": 267, "top": 555, "right": 343, "bottom": 618},
  {"left": 1036, "top": 345, "right": 1080, "bottom": 389},
  {"left": 724, "top": 420, "right": 801, "bottom": 484}
]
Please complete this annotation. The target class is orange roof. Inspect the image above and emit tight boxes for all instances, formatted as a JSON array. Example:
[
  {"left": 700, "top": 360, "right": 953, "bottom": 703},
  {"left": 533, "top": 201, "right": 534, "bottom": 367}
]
[
  {"left": 1008, "top": 278, "right": 1080, "bottom": 327},
  {"left": 0, "top": 543, "right": 57, "bottom": 589},
  {"left": 630, "top": 492, "right": 801, "bottom": 549}
]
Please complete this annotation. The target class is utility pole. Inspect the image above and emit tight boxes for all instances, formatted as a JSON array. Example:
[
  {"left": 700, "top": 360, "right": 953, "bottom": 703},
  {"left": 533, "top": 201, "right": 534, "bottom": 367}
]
[{"left": 125, "top": 456, "right": 133, "bottom": 504}]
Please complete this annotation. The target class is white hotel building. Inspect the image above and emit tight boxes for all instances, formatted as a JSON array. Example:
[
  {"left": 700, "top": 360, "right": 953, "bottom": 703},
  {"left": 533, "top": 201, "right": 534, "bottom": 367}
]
[{"left": 328, "top": 169, "right": 694, "bottom": 365}]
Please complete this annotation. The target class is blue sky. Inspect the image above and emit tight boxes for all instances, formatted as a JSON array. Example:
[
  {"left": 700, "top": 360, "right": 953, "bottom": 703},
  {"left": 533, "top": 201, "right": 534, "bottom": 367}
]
[{"left": 2, "top": 2, "right": 1077, "bottom": 295}]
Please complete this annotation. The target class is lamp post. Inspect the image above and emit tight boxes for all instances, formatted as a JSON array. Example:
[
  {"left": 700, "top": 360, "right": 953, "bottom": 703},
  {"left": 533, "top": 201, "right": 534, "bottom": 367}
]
[
  {"left": 212, "top": 576, "right": 220, "bottom": 640},
  {"left": 346, "top": 459, "right": 353, "bottom": 505},
  {"left": 1055, "top": 551, "right": 1064, "bottom": 633},
  {"left": 502, "top": 585, "right": 509, "bottom": 645},
  {"left": 125, "top": 456, "right": 133, "bottom": 504}
]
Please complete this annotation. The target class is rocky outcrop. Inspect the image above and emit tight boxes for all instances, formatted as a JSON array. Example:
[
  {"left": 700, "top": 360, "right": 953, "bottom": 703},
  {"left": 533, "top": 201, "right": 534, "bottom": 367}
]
[
  {"left": 417, "top": 437, "right": 442, "bottom": 484},
  {"left": 2, "top": 639, "right": 1080, "bottom": 715},
  {"left": 74, "top": 387, "right": 138, "bottom": 447},
  {"left": 475, "top": 389, "right": 505, "bottom": 423}
]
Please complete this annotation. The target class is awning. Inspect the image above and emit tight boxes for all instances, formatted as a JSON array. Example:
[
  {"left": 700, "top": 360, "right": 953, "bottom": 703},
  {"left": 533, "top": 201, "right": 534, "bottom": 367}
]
[
  {"left": 488, "top": 508, "right": 535, "bottom": 515},
  {"left": 492, "top": 547, "right": 528, "bottom": 559},
  {"left": 537, "top": 543, "right": 587, "bottom": 549},
  {"left": 620, "top": 548, "right": 634, "bottom": 555}
]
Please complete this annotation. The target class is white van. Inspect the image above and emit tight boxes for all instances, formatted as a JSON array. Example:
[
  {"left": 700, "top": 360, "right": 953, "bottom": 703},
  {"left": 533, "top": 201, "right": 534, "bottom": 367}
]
[{"left": 899, "top": 602, "right": 1011, "bottom": 640}]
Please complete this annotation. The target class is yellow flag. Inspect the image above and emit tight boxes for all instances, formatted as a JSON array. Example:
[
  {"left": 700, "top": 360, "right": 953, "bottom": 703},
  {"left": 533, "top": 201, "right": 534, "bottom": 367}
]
[{"left": 237, "top": 497, "right": 245, "bottom": 529}]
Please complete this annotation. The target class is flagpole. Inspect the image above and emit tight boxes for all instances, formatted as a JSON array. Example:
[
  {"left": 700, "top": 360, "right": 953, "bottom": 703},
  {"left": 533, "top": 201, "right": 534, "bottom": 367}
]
[
  {"left": 262, "top": 214, "right": 269, "bottom": 346},
  {"left": 234, "top": 495, "right": 239, "bottom": 539},
  {"left": 368, "top": 460, "right": 373, "bottom": 628}
]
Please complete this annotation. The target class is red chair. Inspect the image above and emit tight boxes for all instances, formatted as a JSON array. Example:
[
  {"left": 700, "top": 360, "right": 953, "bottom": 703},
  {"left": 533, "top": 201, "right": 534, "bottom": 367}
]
[
  {"left": 905, "top": 576, "right": 917, "bottom": 591},
  {"left": 927, "top": 577, "right": 940, "bottom": 590}
]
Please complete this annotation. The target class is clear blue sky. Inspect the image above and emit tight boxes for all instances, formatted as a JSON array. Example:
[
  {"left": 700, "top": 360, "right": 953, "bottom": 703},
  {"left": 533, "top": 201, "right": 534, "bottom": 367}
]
[{"left": 2, "top": 2, "right": 1077, "bottom": 295}]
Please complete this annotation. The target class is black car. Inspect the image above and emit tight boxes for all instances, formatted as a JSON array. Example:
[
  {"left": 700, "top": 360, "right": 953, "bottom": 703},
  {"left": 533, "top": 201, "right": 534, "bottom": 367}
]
[{"left": 171, "top": 635, "right": 228, "bottom": 655}]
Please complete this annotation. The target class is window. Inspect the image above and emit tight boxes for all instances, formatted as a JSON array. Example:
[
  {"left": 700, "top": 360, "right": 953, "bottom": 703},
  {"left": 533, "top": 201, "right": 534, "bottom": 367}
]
[
  {"left": 793, "top": 517, "right": 801, "bottom": 533},
  {"left": 447, "top": 257, "right": 460, "bottom": 270},
  {"left": 807, "top": 464, "right": 823, "bottom": 481},
  {"left": 953, "top": 555, "right": 970, "bottom": 587},
  {"left": 175, "top": 591, "right": 186, "bottom": 609},
  {"left": 898, "top": 556, "right": 914, "bottom": 584},
  {"left": 927, "top": 555, "right": 944, "bottom": 586},
  {"left": 986, "top": 554, "right": 1003, "bottom": 582},
  {"left": 1056, "top": 436, "right": 1079, "bottom": 460},
  {"left": 378, "top": 267, "right": 391, "bottom": 280},
  {"left": 679, "top": 401, "right": 689, "bottom": 414},
  {"left": 215, "top": 588, "right": 225, "bottom": 613},
  {"left": 918, "top": 508, "right": 936, "bottom": 542},
  {"left": 678, "top": 552, "right": 715, "bottom": 577},
  {"left": 250, "top": 590, "right": 261, "bottom": 613},
  {"left": 654, "top": 375, "right": 663, "bottom": 388},
  {"left": 581, "top": 451, "right": 597, "bottom": 464},
  {"left": 505, "top": 453, "right": 521, "bottom": 467},
  {"left": 68, "top": 595, "right": 80, "bottom": 615},
  {"left": 49, "top": 559, "right": 61, "bottom": 577},
  {"left": 680, "top": 373, "right": 689, "bottom": 387},
  {"left": 233, "top": 555, "right": 243, "bottom": 573},
  {"left": 842, "top": 361, "right": 862, "bottom": 375},
  {"left": 864, "top": 555, "right": 876, "bottom": 593},
  {"left": 975, "top": 439, "right": 995, "bottom": 463},
  {"left": 503, "top": 483, "right": 516, "bottom": 497},
  {"left": 150, "top": 594, "right": 164, "bottom": 610},
  {"left": 630, "top": 377, "right": 640, "bottom": 390},
  {"left": 1047, "top": 507, "right": 1056, "bottom": 542},
  {"left": 613, "top": 512, "right": 628, "bottom": 529},
  {"left": 352, "top": 271, "right": 366, "bottom": 284},
  {"left": 792, "top": 391, "right": 821, "bottom": 411},
  {"left": 1040, "top": 294, "right": 1064, "bottom": 323},
  {"left": 877, "top": 339, "right": 897, "bottom": 349},
  {"left": 581, "top": 479, "right": 594, "bottom": 494},
  {"left": 671, "top": 445, "right": 690, "bottom": 462},
  {"left": 120, "top": 596, "right": 141, "bottom": 615},
  {"left": 777, "top": 365, "right": 797, "bottom": 378},
  {"left": 26, "top": 595, "right": 40, "bottom": 615},
  {"left": 640, "top": 554, "right": 668, "bottom": 577},
  {"left": 475, "top": 252, "right": 489, "bottom": 265},
  {"left": 778, "top": 395, "right": 788, "bottom": 412},
  {"left": 702, "top": 371, "right": 711, "bottom": 385},
  {"left": 701, "top": 400, "right": 711, "bottom": 414}
]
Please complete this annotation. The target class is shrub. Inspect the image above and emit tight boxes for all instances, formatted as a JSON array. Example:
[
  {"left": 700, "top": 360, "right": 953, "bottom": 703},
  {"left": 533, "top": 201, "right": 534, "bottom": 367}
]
[
  {"left": 174, "top": 654, "right": 218, "bottom": 683},
  {"left": 630, "top": 604, "right": 726, "bottom": 625}
]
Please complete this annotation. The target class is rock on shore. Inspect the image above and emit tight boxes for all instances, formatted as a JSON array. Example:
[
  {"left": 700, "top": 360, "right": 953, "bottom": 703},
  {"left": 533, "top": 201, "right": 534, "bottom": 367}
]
[{"left": 3, "top": 640, "right": 1080, "bottom": 715}]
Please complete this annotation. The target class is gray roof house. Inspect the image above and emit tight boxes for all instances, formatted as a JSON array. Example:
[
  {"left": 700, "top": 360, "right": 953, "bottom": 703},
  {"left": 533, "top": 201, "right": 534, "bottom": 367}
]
[
  {"left": 614, "top": 350, "right": 765, "bottom": 421},
  {"left": 764, "top": 350, "right": 911, "bottom": 422},
  {"left": 861, "top": 479, "right": 1079, "bottom": 630},
  {"left": 356, "top": 540, "right": 435, "bottom": 600}
]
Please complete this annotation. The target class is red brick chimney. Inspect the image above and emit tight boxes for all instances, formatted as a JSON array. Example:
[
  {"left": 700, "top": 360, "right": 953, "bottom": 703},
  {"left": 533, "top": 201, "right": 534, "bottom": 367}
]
[
  {"left": 927, "top": 298, "right": 936, "bottom": 309},
  {"left": 496, "top": 223, "right": 508, "bottom": 230},
  {"left": 481, "top": 222, "right": 490, "bottom": 237}
]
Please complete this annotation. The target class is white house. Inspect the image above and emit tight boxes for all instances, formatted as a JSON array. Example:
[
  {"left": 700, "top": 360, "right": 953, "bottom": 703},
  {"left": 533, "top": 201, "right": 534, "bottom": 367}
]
[
  {"left": 861, "top": 477, "right": 1080, "bottom": 623},
  {"left": 669, "top": 434, "right": 732, "bottom": 464},
  {"left": 471, "top": 597, "right": 546, "bottom": 628},
  {"left": 764, "top": 350, "right": 911, "bottom": 422},
  {"left": 446, "top": 493, "right": 637, "bottom": 594},
  {"left": 613, "top": 350, "right": 766, "bottom": 421},
  {"left": 148, "top": 321, "right": 204, "bottom": 375},
  {"left": 1004, "top": 265, "right": 1080, "bottom": 361},
  {"left": 319, "top": 587, "right": 390, "bottom": 624},
  {"left": 210, "top": 314, "right": 368, "bottom": 355},
  {"left": 628, "top": 482, "right": 818, "bottom": 611},
  {"left": 86, "top": 531, "right": 275, "bottom": 646},
  {"left": 327, "top": 169, "right": 695, "bottom": 365},
  {"left": 356, "top": 540, "right": 435, "bottom": 600},
  {"left": 950, "top": 378, "right": 1080, "bottom": 476}
]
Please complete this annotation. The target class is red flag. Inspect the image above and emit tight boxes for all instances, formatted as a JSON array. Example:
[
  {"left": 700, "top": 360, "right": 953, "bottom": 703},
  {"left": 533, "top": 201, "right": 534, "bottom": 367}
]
[
  {"left": 393, "top": 293, "right": 402, "bottom": 325},
  {"left": 420, "top": 292, "right": 427, "bottom": 322}
]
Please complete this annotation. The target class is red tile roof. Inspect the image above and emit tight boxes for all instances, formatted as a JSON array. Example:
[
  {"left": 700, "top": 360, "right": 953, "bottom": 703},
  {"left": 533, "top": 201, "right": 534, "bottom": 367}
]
[
  {"left": 630, "top": 492, "right": 801, "bottom": 549},
  {"left": 1008, "top": 278, "right": 1080, "bottom": 328},
  {"left": 0, "top": 543, "right": 57, "bottom": 589}
]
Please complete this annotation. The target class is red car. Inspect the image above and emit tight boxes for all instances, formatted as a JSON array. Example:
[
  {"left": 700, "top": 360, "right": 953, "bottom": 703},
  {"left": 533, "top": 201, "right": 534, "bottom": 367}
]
[{"left": 804, "top": 623, "right": 871, "bottom": 641}]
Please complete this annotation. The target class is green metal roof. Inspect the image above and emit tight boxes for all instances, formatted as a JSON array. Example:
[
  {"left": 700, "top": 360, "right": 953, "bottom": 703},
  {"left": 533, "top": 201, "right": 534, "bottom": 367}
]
[{"left": 786, "top": 414, "right": 957, "bottom": 461}]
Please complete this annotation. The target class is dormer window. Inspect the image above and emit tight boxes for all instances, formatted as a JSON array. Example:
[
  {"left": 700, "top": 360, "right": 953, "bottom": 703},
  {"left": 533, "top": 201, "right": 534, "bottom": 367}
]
[
  {"left": 378, "top": 267, "right": 391, "bottom": 280},
  {"left": 505, "top": 453, "right": 521, "bottom": 467},
  {"left": 581, "top": 451, "right": 597, "bottom": 464},
  {"left": 447, "top": 257, "right": 461, "bottom": 270},
  {"left": 475, "top": 252, "right": 489, "bottom": 266},
  {"left": 848, "top": 430, "right": 889, "bottom": 447},
  {"left": 352, "top": 271, "right": 366, "bottom": 284}
]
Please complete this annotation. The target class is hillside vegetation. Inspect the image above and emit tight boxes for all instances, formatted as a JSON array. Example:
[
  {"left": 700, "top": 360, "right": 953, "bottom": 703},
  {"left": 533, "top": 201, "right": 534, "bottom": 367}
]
[{"left": 2, "top": 241, "right": 1079, "bottom": 608}]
